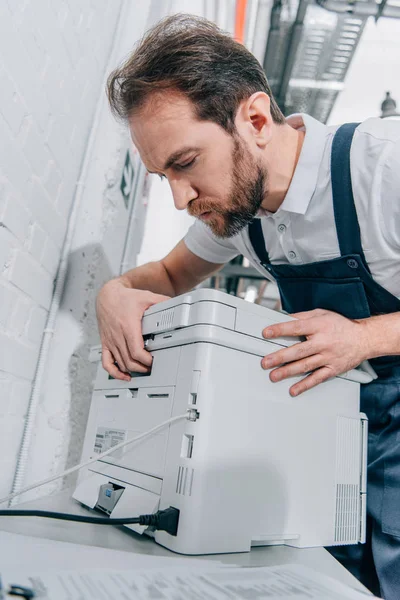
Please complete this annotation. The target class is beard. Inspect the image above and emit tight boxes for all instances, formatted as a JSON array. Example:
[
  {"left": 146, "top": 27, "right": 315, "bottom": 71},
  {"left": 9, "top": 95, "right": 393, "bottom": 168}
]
[{"left": 188, "top": 136, "right": 268, "bottom": 238}]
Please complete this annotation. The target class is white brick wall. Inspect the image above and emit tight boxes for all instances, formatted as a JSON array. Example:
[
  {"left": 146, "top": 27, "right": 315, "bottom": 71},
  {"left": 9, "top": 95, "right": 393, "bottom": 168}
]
[
  {"left": 0, "top": 0, "right": 210, "bottom": 504},
  {"left": 0, "top": 0, "right": 122, "bottom": 498}
]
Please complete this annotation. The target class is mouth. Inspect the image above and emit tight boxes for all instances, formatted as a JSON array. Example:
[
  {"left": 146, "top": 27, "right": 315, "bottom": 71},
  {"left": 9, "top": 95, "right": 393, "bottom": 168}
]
[{"left": 199, "top": 211, "right": 212, "bottom": 221}]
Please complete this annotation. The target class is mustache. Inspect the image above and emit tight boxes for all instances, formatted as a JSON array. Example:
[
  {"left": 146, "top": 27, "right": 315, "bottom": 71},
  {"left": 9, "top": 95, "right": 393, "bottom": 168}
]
[{"left": 187, "top": 200, "right": 222, "bottom": 218}]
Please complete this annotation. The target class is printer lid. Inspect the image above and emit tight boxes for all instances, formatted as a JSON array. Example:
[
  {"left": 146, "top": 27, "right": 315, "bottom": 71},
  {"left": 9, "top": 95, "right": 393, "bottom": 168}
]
[
  {"left": 142, "top": 288, "right": 297, "bottom": 346},
  {"left": 142, "top": 289, "right": 374, "bottom": 385},
  {"left": 89, "top": 289, "right": 374, "bottom": 384}
]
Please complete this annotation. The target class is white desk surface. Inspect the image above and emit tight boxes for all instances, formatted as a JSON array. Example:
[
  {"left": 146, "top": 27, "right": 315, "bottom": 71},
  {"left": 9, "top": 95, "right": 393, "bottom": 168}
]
[{"left": 0, "top": 488, "right": 368, "bottom": 594}]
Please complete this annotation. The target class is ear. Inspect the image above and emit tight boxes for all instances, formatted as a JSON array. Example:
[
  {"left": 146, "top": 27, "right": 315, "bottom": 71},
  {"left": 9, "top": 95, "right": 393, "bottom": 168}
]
[{"left": 235, "top": 92, "right": 273, "bottom": 149}]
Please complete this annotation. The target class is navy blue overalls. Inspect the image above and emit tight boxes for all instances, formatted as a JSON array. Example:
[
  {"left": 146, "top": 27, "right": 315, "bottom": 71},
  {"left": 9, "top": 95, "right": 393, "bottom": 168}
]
[{"left": 248, "top": 123, "right": 400, "bottom": 600}]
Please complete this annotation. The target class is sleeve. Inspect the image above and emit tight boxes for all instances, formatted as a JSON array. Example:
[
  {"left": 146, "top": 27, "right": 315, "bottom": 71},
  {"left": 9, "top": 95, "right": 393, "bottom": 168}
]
[
  {"left": 380, "top": 136, "right": 400, "bottom": 248},
  {"left": 184, "top": 219, "right": 240, "bottom": 264}
]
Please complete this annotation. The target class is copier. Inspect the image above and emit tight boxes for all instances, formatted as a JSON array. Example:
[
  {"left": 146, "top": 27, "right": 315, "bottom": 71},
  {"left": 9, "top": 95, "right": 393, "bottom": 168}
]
[{"left": 73, "top": 289, "right": 370, "bottom": 555}]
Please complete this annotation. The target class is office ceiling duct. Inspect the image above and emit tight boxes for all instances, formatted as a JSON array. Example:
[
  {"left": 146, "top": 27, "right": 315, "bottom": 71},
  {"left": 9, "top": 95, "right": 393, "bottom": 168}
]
[
  {"left": 262, "top": 0, "right": 370, "bottom": 122},
  {"left": 316, "top": 0, "right": 400, "bottom": 20}
]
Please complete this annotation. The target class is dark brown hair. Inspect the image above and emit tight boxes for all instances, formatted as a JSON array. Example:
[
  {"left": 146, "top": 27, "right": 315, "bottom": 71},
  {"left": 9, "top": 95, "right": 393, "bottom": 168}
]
[{"left": 107, "top": 14, "right": 285, "bottom": 134}]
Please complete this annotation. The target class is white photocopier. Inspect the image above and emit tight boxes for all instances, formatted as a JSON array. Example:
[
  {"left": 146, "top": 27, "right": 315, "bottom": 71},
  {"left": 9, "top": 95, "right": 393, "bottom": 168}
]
[{"left": 73, "top": 289, "right": 370, "bottom": 555}]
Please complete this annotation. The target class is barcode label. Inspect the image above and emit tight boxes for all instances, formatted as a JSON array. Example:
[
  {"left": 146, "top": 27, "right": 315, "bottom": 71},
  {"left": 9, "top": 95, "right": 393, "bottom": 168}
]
[{"left": 93, "top": 427, "right": 126, "bottom": 457}]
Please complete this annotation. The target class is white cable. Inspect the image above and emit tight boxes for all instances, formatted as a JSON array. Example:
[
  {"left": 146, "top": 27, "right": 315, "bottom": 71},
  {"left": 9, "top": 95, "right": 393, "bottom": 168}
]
[{"left": 1, "top": 413, "right": 187, "bottom": 506}]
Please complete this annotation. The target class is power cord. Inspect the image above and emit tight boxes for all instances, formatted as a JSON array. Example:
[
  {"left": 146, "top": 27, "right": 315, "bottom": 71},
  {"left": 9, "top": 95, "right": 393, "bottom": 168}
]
[
  {"left": 0, "top": 413, "right": 188, "bottom": 506},
  {"left": 0, "top": 506, "right": 180, "bottom": 536}
]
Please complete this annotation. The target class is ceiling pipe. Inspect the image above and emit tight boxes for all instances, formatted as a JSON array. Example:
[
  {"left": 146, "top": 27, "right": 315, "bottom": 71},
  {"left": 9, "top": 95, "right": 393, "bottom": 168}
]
[
  {"left": 276, "top": 0, "right": 310, "bottom": 110},
  {"left": 315, "top": 0, "right": 400, "bottom": 20},
  {"left": 263, "top": 0, "right": 283, "bottom": 86}
]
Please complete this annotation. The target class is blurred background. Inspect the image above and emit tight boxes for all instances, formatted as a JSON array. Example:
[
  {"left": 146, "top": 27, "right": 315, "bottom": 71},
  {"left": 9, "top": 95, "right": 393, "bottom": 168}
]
[{"left": 1, "top": 0, "right": 400, "bottom": 501}]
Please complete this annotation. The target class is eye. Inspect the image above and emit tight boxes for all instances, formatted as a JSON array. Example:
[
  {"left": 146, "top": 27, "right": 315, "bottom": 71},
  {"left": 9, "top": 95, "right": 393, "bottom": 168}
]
[
  {"left": 176, "top": 157, "right": 196, "bottom": 170},
  {"left": 158, "top": 174, "right": 166, "bottom": 181}
]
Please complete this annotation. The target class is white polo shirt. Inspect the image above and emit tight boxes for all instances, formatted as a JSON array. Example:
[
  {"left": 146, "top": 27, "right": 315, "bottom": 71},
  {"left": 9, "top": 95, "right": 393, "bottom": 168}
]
[{"left": 184, "top": 113, "right": 400, "bottom": 299}]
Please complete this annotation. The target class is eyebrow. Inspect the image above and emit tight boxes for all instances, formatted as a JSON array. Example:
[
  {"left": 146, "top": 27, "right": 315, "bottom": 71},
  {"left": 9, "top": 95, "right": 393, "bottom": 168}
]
[{"left": 147, "top": 146, "right": 201, "bottom": 174}]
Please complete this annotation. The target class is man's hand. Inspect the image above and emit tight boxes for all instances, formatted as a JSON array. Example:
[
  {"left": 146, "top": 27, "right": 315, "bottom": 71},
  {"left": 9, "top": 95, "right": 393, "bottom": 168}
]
[
  {"left": 261, "top": 308, "right": 371, "bottom": 396},
  {"left": 96, "top": 279, "right": 170, "bottom": 381}
]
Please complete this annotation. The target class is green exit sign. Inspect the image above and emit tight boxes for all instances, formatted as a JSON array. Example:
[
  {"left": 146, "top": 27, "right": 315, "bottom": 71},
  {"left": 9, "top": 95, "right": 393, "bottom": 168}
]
[{"left": 120, "top": 151, "right": 135, "bottom": 209}]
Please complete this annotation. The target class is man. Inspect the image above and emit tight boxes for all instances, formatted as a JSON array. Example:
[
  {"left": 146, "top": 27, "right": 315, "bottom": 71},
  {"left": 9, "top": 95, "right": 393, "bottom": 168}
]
[{"left": 97, "top": 14, "right": 400, "bottom": 599}]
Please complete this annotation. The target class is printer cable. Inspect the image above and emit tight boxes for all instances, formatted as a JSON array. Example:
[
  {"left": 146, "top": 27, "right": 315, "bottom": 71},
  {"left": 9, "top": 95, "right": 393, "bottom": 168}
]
[
  {"left": 0, "top": 413, "right": 188, "bottom": 506},
  {"left": 0, "top": 506, "right": 180, "bottom": 536}
]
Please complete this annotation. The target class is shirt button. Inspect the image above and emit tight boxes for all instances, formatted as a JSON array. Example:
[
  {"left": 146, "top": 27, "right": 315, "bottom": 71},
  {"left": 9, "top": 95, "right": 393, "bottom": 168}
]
[
  {"left": 347, "top": 259, "right": 359, "bottom": 269},
  {"left": 278, "top": 224, "right": 286, "bottom": 233},
  {"left": 288, "top": 251, "right": 297, "bottom": 260}
]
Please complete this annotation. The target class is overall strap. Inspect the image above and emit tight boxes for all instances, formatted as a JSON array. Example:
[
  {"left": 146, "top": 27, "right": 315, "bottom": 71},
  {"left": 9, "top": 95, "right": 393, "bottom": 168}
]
[
  {"left": 248, "top": 218, "right": 270, "bottom": 265},
  {"left": 331, "top": 122, "right": 371, "bottom": 272},
  {"left": 250, "top": 122, "right": 366, "bottom": 269}
]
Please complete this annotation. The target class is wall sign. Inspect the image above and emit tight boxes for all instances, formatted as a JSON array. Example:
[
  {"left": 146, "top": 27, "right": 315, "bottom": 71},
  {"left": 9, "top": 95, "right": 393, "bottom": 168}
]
[{"left": 120, "top": 150, "right": 135, "bottom": 209}]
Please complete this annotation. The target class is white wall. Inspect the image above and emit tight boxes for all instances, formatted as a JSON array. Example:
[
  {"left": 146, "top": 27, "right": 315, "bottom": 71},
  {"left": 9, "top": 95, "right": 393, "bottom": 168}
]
[
  {"left": 0, "top": 0, "right": 123, "bottom": 498},
  {"left": 137, "top": 177, "right": 195, "bottom": 265},
  {"left": 17, "top": 0, "right": 160, "bottom": 502},
  {"left": 0, "top": 0, "right": 223, "bottom": 505}
]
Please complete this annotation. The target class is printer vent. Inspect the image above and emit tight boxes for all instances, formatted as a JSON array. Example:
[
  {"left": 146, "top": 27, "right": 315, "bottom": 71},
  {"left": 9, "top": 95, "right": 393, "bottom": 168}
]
[
  {"left": 334, "top": 416, "right": 361, "bottom": 543},
  {"left": 334, "top": 483, "right": 359, "bottom": 543},
  {"left": 158, "top": 308, "right": 175, "bottom": 330},
  {"left": 176, "top": 466, "right": 194, "bottom": 496}
]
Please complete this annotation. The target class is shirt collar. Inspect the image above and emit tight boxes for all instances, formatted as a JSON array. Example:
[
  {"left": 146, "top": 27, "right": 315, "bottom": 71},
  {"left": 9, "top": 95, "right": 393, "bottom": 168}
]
[{"left": 257, "top": 113, "right": 329, "bottom": 218}]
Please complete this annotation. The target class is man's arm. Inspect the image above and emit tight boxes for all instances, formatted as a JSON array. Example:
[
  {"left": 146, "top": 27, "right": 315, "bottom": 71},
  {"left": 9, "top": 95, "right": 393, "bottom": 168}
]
[
  {"left": 96, "top": 239, "right": 224, "bottom": 380},
  {"left": 118, "top": 239, "right": 224, "bottom": 296}
]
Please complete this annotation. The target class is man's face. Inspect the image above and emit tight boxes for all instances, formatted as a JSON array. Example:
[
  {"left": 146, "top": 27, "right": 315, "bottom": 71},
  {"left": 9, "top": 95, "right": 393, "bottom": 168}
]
[{"left": 129, "top": 93, "right": 268, "bottom": 238}]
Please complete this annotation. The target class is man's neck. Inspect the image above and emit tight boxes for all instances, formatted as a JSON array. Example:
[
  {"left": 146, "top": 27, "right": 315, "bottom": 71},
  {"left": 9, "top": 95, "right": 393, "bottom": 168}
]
[{"left": 260, "top": 124, "right": 305, "bottom": 213}]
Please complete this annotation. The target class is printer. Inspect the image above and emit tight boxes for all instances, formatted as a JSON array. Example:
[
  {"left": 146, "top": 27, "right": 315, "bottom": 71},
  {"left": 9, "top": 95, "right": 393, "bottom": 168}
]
[{"left": 73, "top": 288, "right": 369, "bottom": 555}]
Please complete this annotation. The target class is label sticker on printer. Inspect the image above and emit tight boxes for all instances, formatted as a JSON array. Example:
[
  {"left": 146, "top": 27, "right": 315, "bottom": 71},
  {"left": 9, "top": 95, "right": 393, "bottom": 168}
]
[{"left": 94, "top": 427, "right": 126, "bottom": 457}]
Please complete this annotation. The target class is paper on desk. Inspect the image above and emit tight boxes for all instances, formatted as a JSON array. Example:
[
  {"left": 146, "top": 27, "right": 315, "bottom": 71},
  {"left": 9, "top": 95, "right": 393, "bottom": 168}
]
[
  {"left": 0, "top": 564, "right": 379, "bottom": 599},
  {"left": 0, "top": 530, "right": 219, "bottom": 571}
]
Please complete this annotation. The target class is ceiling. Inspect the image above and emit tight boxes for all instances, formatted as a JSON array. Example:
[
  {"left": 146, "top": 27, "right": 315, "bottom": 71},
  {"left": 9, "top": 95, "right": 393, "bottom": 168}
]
[{"left": 247, "top": 0, "right": 400, "bottom": 122}]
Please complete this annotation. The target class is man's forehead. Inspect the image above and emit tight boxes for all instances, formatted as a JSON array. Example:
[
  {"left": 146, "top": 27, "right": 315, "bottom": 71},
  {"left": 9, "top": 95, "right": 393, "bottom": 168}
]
[
  {"left": 129, "top": 93, "right": 227, "bottom": 172},
  {"left": 128, "top": 94, "right": 197, "bottom": 166},
  {"left": 145, "top": 90, "right": 196, "bottom": 117}
]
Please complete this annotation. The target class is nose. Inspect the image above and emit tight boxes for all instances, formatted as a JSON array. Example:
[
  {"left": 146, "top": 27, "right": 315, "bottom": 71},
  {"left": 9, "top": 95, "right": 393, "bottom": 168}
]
[{"left": 169, "top": 178, "right": 198, "bottom": 211}]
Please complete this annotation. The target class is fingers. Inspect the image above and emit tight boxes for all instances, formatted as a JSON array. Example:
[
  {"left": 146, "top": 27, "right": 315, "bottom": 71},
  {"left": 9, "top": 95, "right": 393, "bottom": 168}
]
[
  {"left": 125, "top": 320, "right": 153, "bottom": 368},
  {"left": 101, "top": 315, "right": 154, "bottom": 377},
  {"left": 262, "top": 309, "right": 334, "bottom": 339},
  {"left": 289, "top": 366, "right": 334, "bottom": 397},
  {"left": 112, "top": 344, "right": 131, "bottom": 375},
  {"left": 263, "top": 318, "right": 319, "bottom": 339},
  {"left": 120, "top": 335, "right": 151, "bottom": 373},
  {"left": 97, "top": 286, "right": 169, "bottom": 381},
  {"left": 269, "top": 354, "right": 323, "bottom": 382},
  {"left": 102, "top": 348, "right": 130, "bottom": 381},
  {"left": 261, "top": 341, "right": 314, "bottom": 370},
  {"left": 118, "top": 291, "right": 170, "bottom": 369},
  {"left": 102, "top": 329, "right": 152, "bottom": 380}
]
